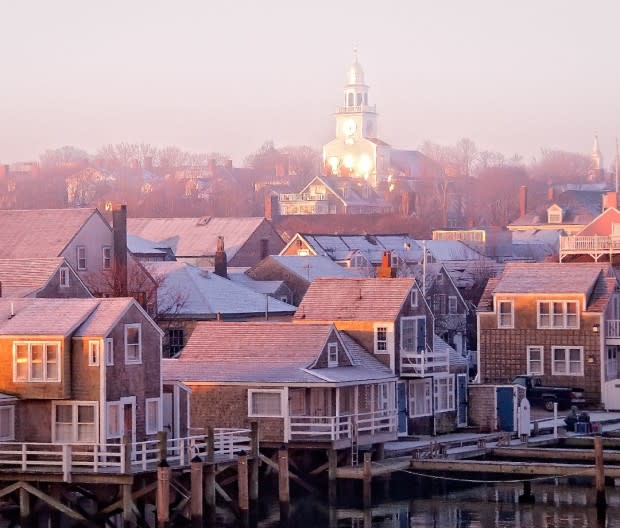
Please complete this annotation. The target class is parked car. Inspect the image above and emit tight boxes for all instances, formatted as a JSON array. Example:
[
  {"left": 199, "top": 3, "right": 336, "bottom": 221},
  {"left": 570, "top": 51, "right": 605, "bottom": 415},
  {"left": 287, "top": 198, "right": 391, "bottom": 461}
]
[{"left": 512, "top": 375, "right": 586, "bottom": 412}]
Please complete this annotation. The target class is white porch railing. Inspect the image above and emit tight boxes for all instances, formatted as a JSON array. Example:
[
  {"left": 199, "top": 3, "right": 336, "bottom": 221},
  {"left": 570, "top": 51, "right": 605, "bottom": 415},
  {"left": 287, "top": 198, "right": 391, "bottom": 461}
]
[
  {"left": 559, "top": 235, "right": 620, "bottom": 260},
  {"left": 0, "top": 428, "right": 252, "bottom": 479},
  {"left": 400, "top": 346, "right": 449, "bottom": 376},
  {"left": 288, "top": 410, "right": 396, "bottom": 441},
  {"left": 607, "top": 320, "right": 620, "bottom": 338}
]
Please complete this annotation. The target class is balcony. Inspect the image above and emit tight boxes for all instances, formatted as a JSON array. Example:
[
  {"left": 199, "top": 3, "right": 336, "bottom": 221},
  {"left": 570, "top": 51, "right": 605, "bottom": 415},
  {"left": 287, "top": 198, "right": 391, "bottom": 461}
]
[
  {"left": 337, "top": 104, "right": 376, "bottom": 114},
  {"left": 400, "top": 345, "right": 449, "bottom": 377},
  {"left": 559, "top": 235, "right": 620, "bottom": 262},
  {"left": 279, "top": 193, "right": 327, "bottom": 202},
  {"left": 607, "top": 320, "right": 620, "bottom": 339},
  {"left": 289, "top": 410, "right": 397, "bottom": 442}
]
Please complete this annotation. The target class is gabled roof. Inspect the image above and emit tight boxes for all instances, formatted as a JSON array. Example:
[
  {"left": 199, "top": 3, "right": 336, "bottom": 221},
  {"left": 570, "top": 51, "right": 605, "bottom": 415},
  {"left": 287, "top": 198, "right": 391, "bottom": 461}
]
[
  {"left": 510, "top": 190, "right": 603, "bottom": 227},
  {"left": 298, "top": 175, "right": 392, "bottom": 209},
  {"left": 0, "top": 208, "right": 98, "bottom": 259},
  {"left": 577, "top": 207, "right": 620, "bottom": 236},
  {"left": 295, "top": 278, "right": 415, "bottom": 321},
  {"left": 127, "top": 217, "right": 270, "bottom": 259},
  {"left": 162, "top": 322, "right": 393, "bottom": 384},
  {"left": 228, "top": 272, "right": 286, "bottom": 296},
  {"left": 0, "top": 258, "right": 88, "bottom": 297},
  {"left": 74, "top": 297, "right": 157, "bottom": 337},
  {"left": 263, "top": 255, "right": 363, "bottom": 282},
  {"left": 145, "top": 261, "right": 296, "bottom": 317}
]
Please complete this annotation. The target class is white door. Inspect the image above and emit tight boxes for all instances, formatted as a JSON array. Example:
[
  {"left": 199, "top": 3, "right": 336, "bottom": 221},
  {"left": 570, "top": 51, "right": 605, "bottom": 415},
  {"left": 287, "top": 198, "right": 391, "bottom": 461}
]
[{"left": 163, "top": 393, "right": 174, "bottom": 436}]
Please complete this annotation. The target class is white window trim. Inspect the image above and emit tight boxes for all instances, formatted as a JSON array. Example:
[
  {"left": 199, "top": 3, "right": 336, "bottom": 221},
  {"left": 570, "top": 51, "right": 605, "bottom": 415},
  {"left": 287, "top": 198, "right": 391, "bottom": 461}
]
[
  {"left": 373, "top": 323, "right": 389, "bottom": 354},
  {"left": 105, "top": 338, "right": 114, "bottom": 366},
  {"left": 0, "top": 406, "right": 15, "bottom": 441},
  {"left": 13, "top": 341, "right": 61, "bottom": 383},
  {"left": 537, "top": 300, "right": 580, "bottom": 330},
  {"left": 551, "top": 346, "right": 584, "bottom": 376},
  {"left": 497, "top": 300, "right": 514, "bottom": 329},
  {"left": 400, "top": 315, "right": 426, "bottom": 354},
  {"left": 59, "top": 266, "right": 70, "bottom": 288},
  {"left": 145, "top": 398, "right": 161, "bottom": 435},
  {"left": 448, "top": 296, "right": 458, "bottom": 315},
  {"left": 76, "top": 246, "right": 87, "bottom": 271},
  {"left": 411, "top": 289, "right": 418, "bottom": 308},
  {"left": 248, "top": 389, "right": 285, "bottom": 418},
  {"left": 527, "top": 345, "right": 544, "bottom": 375},
  {"left": 124, "top": 324, "right": 142, "bottom": 365},
  {"left": 51, "top": 401, "right": 98, "bottom": 444},
  {"left": 434, "top": 375, "right": 455, "bottom": 412},
  {"left": 409, "top": 378, "right": 432, "bottom": 418},
  {"left": 327, "top": 342, "right": 338, "bottom": 367},
  {"left": 106, "top": 401, "right": 122, "bottom": 439},
  {"left": 88, "top": 340, "right": 100, "bottom": 367},
  {"left": 102, "top": 246, "right": 112, "bottom": 270}
]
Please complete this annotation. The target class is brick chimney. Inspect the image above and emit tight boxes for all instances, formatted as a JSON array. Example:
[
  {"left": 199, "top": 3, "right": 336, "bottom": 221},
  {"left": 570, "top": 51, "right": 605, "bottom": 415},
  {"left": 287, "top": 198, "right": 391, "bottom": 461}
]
[
  {"left": 603, "top": 191, "right": 618, "bottom": 211},
  {"left": 112, "top": 204, "right": 128, "bottom": 297},
  {"left": 547, "top": 186, "right": 555, "bottom": 201},
  {"left": 376, "top": 251, "right": 396, "bottom": 278},
  {"left": 519, "top": 185, "right": 528, "bottom": 217},
  {"left": 214, "top": 236, "right": 228, "bottom": 278},
  {"left": 264, "top": 194, "right": 280, "bottom": 220}
]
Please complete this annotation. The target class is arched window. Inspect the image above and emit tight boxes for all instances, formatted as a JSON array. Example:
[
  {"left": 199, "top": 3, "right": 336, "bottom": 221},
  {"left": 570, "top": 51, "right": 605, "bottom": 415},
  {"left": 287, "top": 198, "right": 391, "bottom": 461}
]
[
  {"left": 364, "top": 93, "right": 368, "bottom": 105},
  {"left": 347, "top": 93, "right": 354, "bottom": 106},
  {"left": 356, "top": 93, "right": 362, "bottom": 106}
]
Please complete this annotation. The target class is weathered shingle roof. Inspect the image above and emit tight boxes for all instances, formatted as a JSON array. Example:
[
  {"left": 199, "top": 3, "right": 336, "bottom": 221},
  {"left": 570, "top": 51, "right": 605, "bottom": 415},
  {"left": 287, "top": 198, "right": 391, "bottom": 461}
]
[
  {"left": 0, "top": 258, "right": 69, "bottom": 297},
  {"left": 127, "top": 217, "right": 268, "bottom": 258},
  {"left": 477, "top": 277, "right": 500, "bottom": 312},
  {"left": 145, "top": 261, "right": 296, "bottom": 317},
  {"left": 74, "top": 298, "right": 138, "bottom": 337},
  {"left": 0, "top": 208, "right": 97, "bottom": 259},
  {"left": 295, "top": 278, "right": 415, "bottom": 321}
]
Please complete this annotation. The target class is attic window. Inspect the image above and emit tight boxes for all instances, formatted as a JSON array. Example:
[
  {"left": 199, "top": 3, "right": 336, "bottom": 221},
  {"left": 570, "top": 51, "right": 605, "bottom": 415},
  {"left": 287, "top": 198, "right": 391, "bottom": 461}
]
[
  {"left": 59, "top": 267, "right": 70, "bottom": 288},
  {"left": 548, "top": 208, "right": 562, "bottom": 224},
  {"left": 328, "top": 343, "right": 338, "bottom": 367}
]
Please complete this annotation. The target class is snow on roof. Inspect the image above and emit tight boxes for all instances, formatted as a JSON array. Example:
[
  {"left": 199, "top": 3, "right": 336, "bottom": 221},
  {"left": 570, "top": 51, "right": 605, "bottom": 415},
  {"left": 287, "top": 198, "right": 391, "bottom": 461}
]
[
  {"left": 422, "top": 240, "right": 487, "bottom": 262},
  {"left": 127, "top": 234, "right": 168, "bottom": 254},
  {"left": 228, "top": 272, "right": 285, "bottom": 296},
  {"left": 269, "top": 255, "right": 363, "bottom": 281},
  {"left": 145, "top": 261, "right": 296, "bottom": 317}
]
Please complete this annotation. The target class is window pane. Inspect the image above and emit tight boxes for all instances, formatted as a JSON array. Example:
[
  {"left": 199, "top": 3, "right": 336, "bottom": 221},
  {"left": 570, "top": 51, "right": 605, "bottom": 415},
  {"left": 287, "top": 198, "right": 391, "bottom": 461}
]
[
  {"left": 56, "top": 405, "right": 73, "bottom": 423},
  {"left": 251, "top": 393, "right": 281, "bottom": 416},
  {"left": 0, "top": 408, "right": 12, "bottom": 438},
  {"left": 15, "top": 344, "right": 28, "bottom": 381},
  {"left": 401, "top": 319, "right": 416, "bottom": 352},
  {"left": 31, "top": 345, "right": 43, "bottom": 380},
  {"left": 46, "top": 344, "right": 59, "bottom": 380},
  {"left": 78, "top": 405, "right": 94, "bottom": 423},
  {"left": 77, "top": 424, "right": 96, "bottom": 442},
  {"left": 55, "top": 424, "right": 73, "bottom": 442},
  {"left": 127, "top": 327, "right": 139, "bottom": 345}
]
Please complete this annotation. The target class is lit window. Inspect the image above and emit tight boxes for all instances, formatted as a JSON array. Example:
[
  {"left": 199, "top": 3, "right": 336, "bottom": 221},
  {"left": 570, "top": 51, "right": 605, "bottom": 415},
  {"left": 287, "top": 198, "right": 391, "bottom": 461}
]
[
  {"left": 248, "top": 390, "right": 283, "bottom": 417},
  {"left": 145, "top": 398, "right": 161, "bottom": 435},
  {"left": 59, "top": 267, "right": 70, "bottom": 287},
  {"left": 77, "top": 246, "right": 87, "bottom": 270},
  {"left": 124, "top": 324, "right": 142, "bottom": 364},
  {"left": 88, "top": 340, "right": 100, "bottom": 366},
  {"left": 527, "top": 346, "right": 544, "bottom": 375},
  {"left": 537, "top": 301, "right": 579, "bottom": 329},
  {"left": 328, "top": 343, "right": 338, "bottom": 367},
  {"left": 552, "top": 346, "right": 583, "bottom": 376},
  {"left": 102, "top": 246, "right": 112, "bottom": 270},
  {"left": 409, "top": 378, "right": 432, "bottom": 417},
  {"left": 53, "top": 402, "right": 97, "bottom": 443},
  {"left": 0, "top": 406, "right": 15, "bottom": 441},
  {"left": 434, "top": 376, "right": 455, "bottom": 412},
  {"left": 13, "top": 342, "right": 60, "bottom": 382},
  {"left": 497, "top": 300, "right": 514, "bottom": 328}
]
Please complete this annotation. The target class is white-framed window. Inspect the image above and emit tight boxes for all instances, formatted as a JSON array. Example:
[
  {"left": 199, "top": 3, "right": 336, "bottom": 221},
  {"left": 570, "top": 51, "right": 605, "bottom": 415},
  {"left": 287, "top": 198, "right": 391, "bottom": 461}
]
[
  {"left": 552, "top": 346, "right": 584, "bottom": 376},
  {"left": 409, "top": 378, "right": 432, "bottom": 417},
  {"left": 280, "top": 296, "right": 288, "bottom": 303},
  {"left": 124, "top": 324, "right": 142, "bottom": 364},
  {"left": 433, "top": 294, "right": 447, "bottom": 314},
  {"left": 448, "top": 296, "right": 458, "bottom": 315},
  {"left": 248, "top": 389, "right": 284, "bottom": 418},
  {"left": 76, "top": 246, "right": 87, "bottom": 270},
  {"left": 0, "top": 406, "right": 15, "bottom": 441},
  {"left": 374, "top": 325, "right": 388, "bottom": 353},
  {"left": 411, "top": 289, "right": 418, "bottom": 308},
  {"left": 497, "top": 300, "right": 514, "bottom": 328},
  {"left": 401, "top": 316, "right": 426, "bottom": 354},
  {"left": 327, "top": 342, "right": 338, "bottom": 367},
  {"left": 434, "top": 375, "right": 455, "bottom": 412},
  {"left": 527, "top": 346, "right": 544, "bottom": 375},
  {"left": 537, "top": 301, "right": 579, "bottom": 329},
  {"left": 391, "top": 254, "right": 399, "bottom": 268},
  {"left": 88, "top": 340, "right": 100, "bottom": 366},
  {"left": 13, "top": 342, "right": 60, "bottom": 382},
  {"left": 52, "top": 401, "right": 97, "bottom": 443},
  {"left": 145, "top": 398, "right": 161, "bottom": 435},
  {"left": 105, "top": 338, "right": 114, "bottom": 366},
  {"left": 297, "top": 249, "right": 310, "bottom": 256},
  {"left": 377, "top": 383, "right": 390, "bottom": 410},
  {"left": 59, "top": 266, "right": 70, "bottom": 288},
  {"left": 548, "top": 206, "right": 563, "bottom": 224},
  {"left": 102, "top": 246, "right": 112, "bottom": 270},
  {"left": 107, "top": 402, "right": 122, "bottom": 439}
]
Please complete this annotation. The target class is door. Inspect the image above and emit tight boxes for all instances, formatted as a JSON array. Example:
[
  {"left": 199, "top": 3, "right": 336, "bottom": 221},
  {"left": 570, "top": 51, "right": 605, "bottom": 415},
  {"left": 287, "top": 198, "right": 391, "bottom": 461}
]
[
  {"left": 457, "top": 374, "right": 468, "bottom": 427},
  {"left": 496, "top": 387, "right": 514, "bottom": 432},
  {"left": 397, "top": 382, "right": 408, "bottom": 435},
  {"left": 163, "top": 393, "right": 174, "bottom": 436},
  {"left": 120, "top": 396, "right": 136, "bottom": 458}
]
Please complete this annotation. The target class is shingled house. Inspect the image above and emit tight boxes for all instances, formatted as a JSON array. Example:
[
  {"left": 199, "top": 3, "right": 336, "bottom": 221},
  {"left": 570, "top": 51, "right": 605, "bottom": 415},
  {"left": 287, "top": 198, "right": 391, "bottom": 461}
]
[{"left": 477, "top": 262, "right": 620, "bottom": 408}]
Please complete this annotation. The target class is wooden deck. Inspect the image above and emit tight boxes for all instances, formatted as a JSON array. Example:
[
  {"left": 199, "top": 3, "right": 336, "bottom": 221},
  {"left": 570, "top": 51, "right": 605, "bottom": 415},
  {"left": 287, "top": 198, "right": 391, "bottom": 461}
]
[{"left": 336, "top": 456, "right": 410, "bottom": 479}]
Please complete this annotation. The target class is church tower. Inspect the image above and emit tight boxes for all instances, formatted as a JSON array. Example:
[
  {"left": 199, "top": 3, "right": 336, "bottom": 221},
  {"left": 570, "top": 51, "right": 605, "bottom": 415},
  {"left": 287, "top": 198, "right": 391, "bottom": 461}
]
[{"left": 589, "top": 134, "right": 605, "bottom": 181}]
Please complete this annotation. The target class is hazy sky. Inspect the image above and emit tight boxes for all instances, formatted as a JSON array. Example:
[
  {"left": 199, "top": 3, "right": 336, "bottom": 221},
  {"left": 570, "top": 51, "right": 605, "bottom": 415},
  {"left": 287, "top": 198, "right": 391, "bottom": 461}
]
[{"left": 2, "top": 0, "right": 619, "bottom": 165}]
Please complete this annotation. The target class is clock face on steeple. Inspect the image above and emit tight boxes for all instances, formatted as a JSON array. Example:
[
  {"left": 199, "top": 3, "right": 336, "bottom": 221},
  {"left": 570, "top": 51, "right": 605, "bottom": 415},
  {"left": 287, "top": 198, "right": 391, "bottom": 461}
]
[{"left": 342, "top": 119, "right": 357, "bottom": 136}]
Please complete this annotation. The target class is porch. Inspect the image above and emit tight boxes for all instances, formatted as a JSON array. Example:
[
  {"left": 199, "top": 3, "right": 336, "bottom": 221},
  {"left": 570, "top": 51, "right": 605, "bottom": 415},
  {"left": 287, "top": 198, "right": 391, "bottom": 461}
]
[
  {"left": 400, "top": 345, "right": 449, "bottom": 377},
  {"left": 559, "top": 235, "right": 620, "bottom": 262}
]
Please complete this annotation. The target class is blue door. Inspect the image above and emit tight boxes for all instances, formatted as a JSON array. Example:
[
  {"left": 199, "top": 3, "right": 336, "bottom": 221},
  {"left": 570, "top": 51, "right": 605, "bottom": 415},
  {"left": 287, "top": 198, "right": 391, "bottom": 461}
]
[
  {"left": 397, "top": 382, "right": 408, "bottom": 434},
  {"left": 496, "top": 387, "right": 514, "bottom": 432}
]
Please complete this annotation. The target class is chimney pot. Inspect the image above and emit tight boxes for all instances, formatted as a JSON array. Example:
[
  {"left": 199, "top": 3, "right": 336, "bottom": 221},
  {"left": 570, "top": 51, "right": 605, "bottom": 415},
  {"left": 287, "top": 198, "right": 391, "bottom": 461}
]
[{"left": 214, "top": 236, "right": 228, "bottom": 278}]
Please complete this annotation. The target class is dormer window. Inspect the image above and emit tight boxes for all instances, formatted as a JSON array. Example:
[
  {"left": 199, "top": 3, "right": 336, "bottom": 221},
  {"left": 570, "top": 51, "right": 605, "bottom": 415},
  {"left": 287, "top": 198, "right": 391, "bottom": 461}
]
[
  {"left": 328, "top": 343, "right": 338, "bottom": 367},
  {"left": 59, "top": 267, "right": 70, "bottom": 288},
  {"left": 411, "top": 289, "right": 418, "bottom": 308},
  {"left": 547, "top": 205, "right": 563, "bottom": 224}
]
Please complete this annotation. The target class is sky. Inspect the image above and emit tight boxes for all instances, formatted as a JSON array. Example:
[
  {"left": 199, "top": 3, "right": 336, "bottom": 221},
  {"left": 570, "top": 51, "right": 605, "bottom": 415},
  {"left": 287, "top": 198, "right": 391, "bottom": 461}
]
[{"left": 1, "top": 0, "right": 620, "bottom": 166}]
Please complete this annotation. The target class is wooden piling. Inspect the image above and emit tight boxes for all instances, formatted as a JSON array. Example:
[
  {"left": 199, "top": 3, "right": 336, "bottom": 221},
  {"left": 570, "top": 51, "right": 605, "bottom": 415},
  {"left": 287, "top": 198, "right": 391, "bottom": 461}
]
[
  {"left": 238, "top": 451, "right": 249, "bottom": 525},
  {"left": 278, "top": 446, "right": 290, "bottom": 519},
  {"left": 19, "top": 486, "right": 29, "bottom": 523},
  {"left": 157, "top": 460, "right": 171, "bottom": 527},
  {"left": 362, "top": 452, "right": 372, "bottom": 509},
  {"left": 595, "top": 434, "right": 607, "bottom": 511},
  {"left": 122, "top": 434, "right": 132, "bottom": 474},
  {"left": 157, "top": 431, "right": 168, "bottom": 462},
  {"left": 190, "top": 455, "right": 204, "bottom": 527},
  {"left": 250, "top": 421, "right": 259, "bottom": 502},
  {"left": 205, "top": 427, "right": 216, "bottom": 513},
  {"left": 328, "top": 448, "right": 338, "bottom": 506},
  {"left": 122, "top": 483, "right": 135, "bottom": 528}
]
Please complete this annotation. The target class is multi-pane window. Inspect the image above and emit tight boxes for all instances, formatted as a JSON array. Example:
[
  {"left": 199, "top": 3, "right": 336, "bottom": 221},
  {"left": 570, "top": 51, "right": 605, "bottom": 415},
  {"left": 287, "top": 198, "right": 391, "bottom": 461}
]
[
  {"left": 433, "top": 294, "right": 447, "bottom": 314},
  {"left": 102, "top": 246, "right": 112, "bottom": 270},
  {"left": 434, "top": 376, "right": 455, "bottom": 412},
  {"left": 538, "top": 301, "right": 578, "bottom": 329},
  {"left": 0, "top": 406, "right": 15, "bottom": 441},
  {"left": 124, "top": 324, "right": 142, "bottom": 364},
  {"left": 59, "top": 267, "right": 70, "bottom": 287},
  {"left": 375, "top": 326, "right": 388, "bottom": 353},
  {"left": 88, "top": 341, "right": 100, "bottom": 366},
  {"left": 248, "top": 390, "right": 283, "bottom": 417},
  {"left": 552, "top": 346, "right": 583, "bottom": 376},
  {"left": 448, "top": 296, "right": 458, "bottom": 314},
  {"left": 145, "top": 398, "right": 161, "bottom": 435},
  {"left": 527, "top": 346, "right": 544, "bottom": 375},
  {"left": 167, "top": 328, "right": 184, "bottom": 357},
  {"left": 409, "top": 378, "right": 432, "bottom": 417},
  {"left": 53, "top": 402, "right": 97, "bottom": 443},
  {"left": 14, "top": 342, "right": 60, "bottom": 382},
  {"left": 76, "top": 246, "right": 87, "bottom": 270},
  {"left": 497, "top": 300, "right": 514, "bottom": 328},
  {"left": 328, "top": 343, "right": 338, "bottom": 367},
  {"left": 401, "top": 317, "right": 425, "bottom": 353}
]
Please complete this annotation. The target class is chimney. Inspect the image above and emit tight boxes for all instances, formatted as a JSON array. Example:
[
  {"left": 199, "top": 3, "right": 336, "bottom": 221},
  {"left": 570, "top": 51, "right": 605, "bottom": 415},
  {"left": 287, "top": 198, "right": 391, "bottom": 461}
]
[
  {"left": 112, "top": 204, "right": 128, "bottom": 297},
  {"left": 519, "top": 185, "right": 528, "bottom": 217},
  {"left": 225, "top": 159, "right": 233, "bottom": 171},
  {"left": 603, "top": 191, "right": 618, "bottom": 211},
  {"left": 208, "top": 159, "right": 217, "bottom": 176},
  {"left": 129, "top": 158, "right": 139, "bottom": 170},
  {"left": 214, "top": 236, "right": 228, "bottom": 278},
  {"left": 376, "top": 251, "right": 396, "bottom": 278},
  {"left": 547, "top": 186, "right": 555, "bottom": 201},
  {"left": 264, "top": 194, "right": 280, "bottom": 220},
  {"left": 144, "top": 156, "right": 153, "bottom": 171}
]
